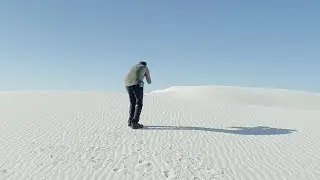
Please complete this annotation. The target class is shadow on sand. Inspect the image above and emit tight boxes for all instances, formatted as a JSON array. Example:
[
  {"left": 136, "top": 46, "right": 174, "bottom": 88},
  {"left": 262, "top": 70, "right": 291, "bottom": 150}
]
[{"left": 142, "top": 125, "right": 297, "bottom": 135}]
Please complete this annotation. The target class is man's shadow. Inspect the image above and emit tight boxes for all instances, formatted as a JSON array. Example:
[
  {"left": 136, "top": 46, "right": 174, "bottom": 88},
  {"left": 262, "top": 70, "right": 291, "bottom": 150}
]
[{"left": 142, "top": 125, "right": 297, "bottom": 135}]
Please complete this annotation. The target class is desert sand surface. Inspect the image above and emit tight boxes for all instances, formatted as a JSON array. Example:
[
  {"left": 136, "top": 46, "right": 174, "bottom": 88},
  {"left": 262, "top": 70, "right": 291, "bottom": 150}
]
[{"left": 1, "top": 85, "right": 319, "bottom": 180}]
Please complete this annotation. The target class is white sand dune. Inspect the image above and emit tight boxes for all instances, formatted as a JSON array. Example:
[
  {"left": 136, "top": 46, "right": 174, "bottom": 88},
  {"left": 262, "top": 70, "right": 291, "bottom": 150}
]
[
  {"left": 150, "top": 85, "right": 320, "bottom": 110},
  {"left": 0, "top": 85, "right": 319, "bottom": 180}
]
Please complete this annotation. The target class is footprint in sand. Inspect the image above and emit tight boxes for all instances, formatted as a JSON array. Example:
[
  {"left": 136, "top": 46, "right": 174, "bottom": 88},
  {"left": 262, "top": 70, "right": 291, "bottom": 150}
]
[
  {"left": 163, "top": 170, "right": 170, "bottom": 178},
  {"left": 136, "top": 161, "right": 154, "bottom": 176},
  {"left": 122, "top": 169, "right": 133, "bottom": 175},
  {"left": 0, "top": 169, "right": 8, "bottom": 174},
  {"left": 113, "top": 168, "right": 119, "bottom": 172}
]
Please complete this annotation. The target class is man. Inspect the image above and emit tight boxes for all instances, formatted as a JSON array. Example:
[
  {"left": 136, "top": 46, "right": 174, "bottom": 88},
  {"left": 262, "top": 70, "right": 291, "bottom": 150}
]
[{"left": 124, "top": 61, "right": 152, "bottom": 129}]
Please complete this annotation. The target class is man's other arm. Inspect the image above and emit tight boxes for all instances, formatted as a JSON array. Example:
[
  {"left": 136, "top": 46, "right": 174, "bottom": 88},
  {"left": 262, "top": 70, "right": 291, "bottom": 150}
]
[{"left": 145, "top": 67, "right": 152, "bottom": 84}]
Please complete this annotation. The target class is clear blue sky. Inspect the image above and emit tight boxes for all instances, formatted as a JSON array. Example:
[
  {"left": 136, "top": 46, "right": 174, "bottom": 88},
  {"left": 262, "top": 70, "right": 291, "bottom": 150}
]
[{"left": 1, "top": 0, "right": 319, "bottom": 93}]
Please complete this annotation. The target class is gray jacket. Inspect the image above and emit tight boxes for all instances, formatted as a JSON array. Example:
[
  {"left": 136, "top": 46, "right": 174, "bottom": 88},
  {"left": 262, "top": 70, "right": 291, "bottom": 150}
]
[{"left": 124, "top": 63, "right": 152, "bottom": 87}]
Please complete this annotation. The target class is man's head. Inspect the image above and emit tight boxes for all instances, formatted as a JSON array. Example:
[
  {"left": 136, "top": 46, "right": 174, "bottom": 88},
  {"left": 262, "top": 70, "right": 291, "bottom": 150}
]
[{"left": 138, "top": 61, "right": 147, "bottom": 66}]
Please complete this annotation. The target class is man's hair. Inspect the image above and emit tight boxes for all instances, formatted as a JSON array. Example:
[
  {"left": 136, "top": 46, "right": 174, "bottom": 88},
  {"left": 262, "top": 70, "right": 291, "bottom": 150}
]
[{"left": 138, "top": 61, "right": 147, "bottom": 66}]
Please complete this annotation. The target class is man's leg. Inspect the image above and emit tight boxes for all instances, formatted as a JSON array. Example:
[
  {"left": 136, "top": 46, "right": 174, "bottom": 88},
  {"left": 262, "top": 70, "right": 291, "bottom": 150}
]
[
  {"left": 126, "top": 86, "right": 136, "bottom": 126},
  {"left": 132, "top": 85, "right": 144, "bottom": 128}
]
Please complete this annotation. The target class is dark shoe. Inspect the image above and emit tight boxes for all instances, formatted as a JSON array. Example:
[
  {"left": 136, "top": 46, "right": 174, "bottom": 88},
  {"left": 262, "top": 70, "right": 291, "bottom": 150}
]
[
  {"left": 132, "top": 122, "right": 143, "bottom": 129},
  {"left": 128, "top": 122, "right": 132, "bottom": 126}
]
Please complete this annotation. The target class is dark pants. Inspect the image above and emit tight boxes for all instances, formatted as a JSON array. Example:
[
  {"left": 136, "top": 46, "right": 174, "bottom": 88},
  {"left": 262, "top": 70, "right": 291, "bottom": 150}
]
[{"left": 126, "top": 84, "right": 144, "bottom": 124}]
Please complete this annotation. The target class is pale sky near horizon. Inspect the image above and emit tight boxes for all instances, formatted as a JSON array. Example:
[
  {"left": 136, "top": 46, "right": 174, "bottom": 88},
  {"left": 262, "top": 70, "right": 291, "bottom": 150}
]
[{"left": 1, "top": 0, "right": 319, "bottom": 93}]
